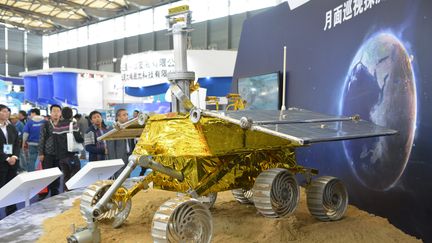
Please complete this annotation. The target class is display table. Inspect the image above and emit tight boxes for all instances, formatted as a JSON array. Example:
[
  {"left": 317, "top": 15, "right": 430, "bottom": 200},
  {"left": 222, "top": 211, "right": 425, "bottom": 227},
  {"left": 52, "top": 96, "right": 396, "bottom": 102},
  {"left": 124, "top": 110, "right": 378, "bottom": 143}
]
[
  {"left": 0, "top": 180, "right": 420, "bottom": 243},
  {"left": 0, "top": 189, "right": 84, "bottom": 242},
  {"left": 0, "top": 179, "right": 137, "bottom": 242}
]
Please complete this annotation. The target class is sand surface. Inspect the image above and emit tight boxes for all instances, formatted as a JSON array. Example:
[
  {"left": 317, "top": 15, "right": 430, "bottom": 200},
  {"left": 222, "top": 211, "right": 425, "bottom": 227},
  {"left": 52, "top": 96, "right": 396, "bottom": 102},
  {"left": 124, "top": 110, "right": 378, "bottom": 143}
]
[{"left": 39, "top": 188, "right": 420, "bottom": 243}]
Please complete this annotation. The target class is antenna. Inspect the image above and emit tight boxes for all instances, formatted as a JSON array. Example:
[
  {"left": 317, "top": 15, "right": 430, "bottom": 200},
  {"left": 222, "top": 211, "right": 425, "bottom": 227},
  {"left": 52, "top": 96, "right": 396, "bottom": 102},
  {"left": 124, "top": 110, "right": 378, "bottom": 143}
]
[{"left": 281, "top": 46, "right": 287, "bottom": 111}]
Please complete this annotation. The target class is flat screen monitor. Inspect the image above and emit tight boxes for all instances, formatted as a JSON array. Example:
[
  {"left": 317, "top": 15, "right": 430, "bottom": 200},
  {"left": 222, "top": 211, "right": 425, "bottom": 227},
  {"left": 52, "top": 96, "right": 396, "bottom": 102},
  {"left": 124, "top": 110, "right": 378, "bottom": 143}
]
[{"left": 238, "top": 72, "right": 281, "bottom": 110}]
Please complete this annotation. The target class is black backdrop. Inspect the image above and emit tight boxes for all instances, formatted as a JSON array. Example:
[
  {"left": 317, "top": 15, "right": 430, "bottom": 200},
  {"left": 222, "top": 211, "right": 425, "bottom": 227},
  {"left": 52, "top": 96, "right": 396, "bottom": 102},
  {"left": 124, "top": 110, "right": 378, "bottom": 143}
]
[{"left": 233, "top": 0, "right": 432, "bottom": 241}]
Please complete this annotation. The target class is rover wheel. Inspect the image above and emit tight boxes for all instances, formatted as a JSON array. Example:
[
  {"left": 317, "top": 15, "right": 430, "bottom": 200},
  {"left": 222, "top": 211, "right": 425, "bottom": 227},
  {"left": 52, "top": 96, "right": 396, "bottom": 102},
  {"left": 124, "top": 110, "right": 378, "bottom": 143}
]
[
  {"left": 152, "top": 197, "right": 213, "bottom": 243},
  {"left": 80, "top": 180, "right": 132, "bottom": 228},
  {"left": 306, "top": 176, "right": 348, "bottom": 221},
  {"left": 252, "top": 168, "right": 300, "bottom": 218},
  {"left": 232, "top": 188, "right": 253, "bottom": 204}
]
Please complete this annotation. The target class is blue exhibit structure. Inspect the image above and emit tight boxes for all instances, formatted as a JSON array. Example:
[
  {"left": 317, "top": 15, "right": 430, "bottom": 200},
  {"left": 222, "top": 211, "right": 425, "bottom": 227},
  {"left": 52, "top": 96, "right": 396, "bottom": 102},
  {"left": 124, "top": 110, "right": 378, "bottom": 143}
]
[
  {"left": 197, "top": 76, "right": 232, "bottom": 97},
  {"left": 24, "top": 76, "right": 38, "bottom": 103},
  {"left": 124, "top": 83, "right": 170, "bottom": 97},
  {"left": 24, "top": 72, "right": 79, "bottom": 106},
  {"left": 37, "top": 74, "right": 59, "bottom": 105},
  {"left": 52, "top": 72, "right": 78, "bottom": 106}
]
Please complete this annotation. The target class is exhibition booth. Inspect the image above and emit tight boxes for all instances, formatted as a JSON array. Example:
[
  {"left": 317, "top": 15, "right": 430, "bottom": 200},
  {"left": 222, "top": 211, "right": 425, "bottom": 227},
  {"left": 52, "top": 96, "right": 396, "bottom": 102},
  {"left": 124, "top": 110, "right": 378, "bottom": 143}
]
[
  {"left": 0, "top": 76, "right": 24, "bottom": 114},
  {"left": 0, "top": 1, "right": 431, "bottom": 242},
  {"left": 234, "top": 1, "right": 430, "bottom": 241},
  {"left": 16, "top": 50, "right": 236, "bottom": 119}
]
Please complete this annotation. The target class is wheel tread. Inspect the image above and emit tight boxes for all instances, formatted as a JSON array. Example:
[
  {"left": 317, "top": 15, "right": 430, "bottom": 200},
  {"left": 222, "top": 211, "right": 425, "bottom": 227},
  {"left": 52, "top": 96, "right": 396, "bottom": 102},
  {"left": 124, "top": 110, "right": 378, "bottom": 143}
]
[{"left": 306, "top": 176, "right": 348, "bottom": 221}]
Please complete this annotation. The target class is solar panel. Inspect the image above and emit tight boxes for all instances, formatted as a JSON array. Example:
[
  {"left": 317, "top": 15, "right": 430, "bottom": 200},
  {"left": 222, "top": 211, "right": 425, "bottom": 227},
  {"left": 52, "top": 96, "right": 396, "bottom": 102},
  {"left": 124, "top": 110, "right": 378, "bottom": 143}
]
[
  {"left": 99, "top": 107, "right": 397, "bottom": 146},
  {"left": 206, "top": 108, "right": 397, "bottom": 145}
]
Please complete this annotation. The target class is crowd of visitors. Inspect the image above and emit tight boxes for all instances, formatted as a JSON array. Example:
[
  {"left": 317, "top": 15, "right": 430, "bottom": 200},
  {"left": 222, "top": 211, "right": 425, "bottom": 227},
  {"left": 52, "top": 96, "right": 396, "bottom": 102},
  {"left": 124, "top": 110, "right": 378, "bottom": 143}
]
[{"left": 0, "top": 104, "right": 140, "bottom": 216}]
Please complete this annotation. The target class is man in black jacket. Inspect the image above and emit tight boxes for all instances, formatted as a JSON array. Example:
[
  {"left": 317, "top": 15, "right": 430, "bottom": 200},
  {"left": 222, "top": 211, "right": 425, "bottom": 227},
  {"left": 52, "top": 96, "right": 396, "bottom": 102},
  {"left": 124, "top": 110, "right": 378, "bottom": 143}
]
[
  {"left": 53, "top": 107, "right": 84, "bottom": 191},
  {"left": 84, "top": 110, "right": 109, "bottom": 161},
  {"left": 38, "top": 104, "right": 62, "bottom": 199},
  {"left": 0, "top": 104, "right": 20, "bottom": 215}
]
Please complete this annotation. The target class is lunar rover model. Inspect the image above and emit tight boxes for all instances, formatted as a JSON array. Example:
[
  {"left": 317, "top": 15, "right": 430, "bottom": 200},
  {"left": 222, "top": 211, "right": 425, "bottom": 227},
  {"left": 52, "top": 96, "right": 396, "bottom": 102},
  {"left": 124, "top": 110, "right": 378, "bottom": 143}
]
[{"left": 67, "top": 6, "right": 396, "bottom": 243}]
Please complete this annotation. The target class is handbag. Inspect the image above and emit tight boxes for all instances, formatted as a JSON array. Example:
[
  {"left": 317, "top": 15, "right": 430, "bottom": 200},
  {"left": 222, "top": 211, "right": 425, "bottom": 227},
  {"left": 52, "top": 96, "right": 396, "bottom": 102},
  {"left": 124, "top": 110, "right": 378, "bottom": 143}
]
[{"left": 67, "top": 122, "right": 84, "bottom": 152}]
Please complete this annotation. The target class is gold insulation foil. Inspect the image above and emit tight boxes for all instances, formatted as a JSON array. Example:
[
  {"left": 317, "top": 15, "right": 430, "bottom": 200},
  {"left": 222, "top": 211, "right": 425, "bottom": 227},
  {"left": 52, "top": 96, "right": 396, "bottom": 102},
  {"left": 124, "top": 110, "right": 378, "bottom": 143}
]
[{"left": 134, "top": 113, "right": 305, "bottom": 195}]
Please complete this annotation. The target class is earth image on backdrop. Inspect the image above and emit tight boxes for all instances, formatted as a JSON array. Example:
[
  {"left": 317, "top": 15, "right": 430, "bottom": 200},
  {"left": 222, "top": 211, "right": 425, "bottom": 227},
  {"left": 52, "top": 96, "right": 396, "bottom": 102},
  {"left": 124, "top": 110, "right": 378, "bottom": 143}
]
[{"left": 340, "top": 32, "right": 417, "bottom": 191}]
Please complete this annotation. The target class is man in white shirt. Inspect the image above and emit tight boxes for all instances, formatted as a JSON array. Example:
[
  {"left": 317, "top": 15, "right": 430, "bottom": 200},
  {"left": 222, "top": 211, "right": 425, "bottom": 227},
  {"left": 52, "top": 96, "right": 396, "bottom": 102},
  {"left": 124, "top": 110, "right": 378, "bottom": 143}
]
[{"left": 0, "top": 104, "right": 20, "bottom": 215}]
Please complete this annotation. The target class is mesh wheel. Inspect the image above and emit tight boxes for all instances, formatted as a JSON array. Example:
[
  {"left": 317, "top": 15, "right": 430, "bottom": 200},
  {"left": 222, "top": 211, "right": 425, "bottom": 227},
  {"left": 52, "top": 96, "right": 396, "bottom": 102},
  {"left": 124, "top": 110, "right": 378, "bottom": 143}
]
[
  {"left": 306, "top": 176, "right": 348, "bottom": 221},
  {"left": 232, "top": 189, "right": 253, "bottom": 204},
  {"left": 253, "top": 168, "right": 300, "bottom": 218},
  {"left": 152, "top": 197, "right": 213, "bottom": 243},
  {"left": 80, "top": 180, "right": 132, "bottom": 228}
]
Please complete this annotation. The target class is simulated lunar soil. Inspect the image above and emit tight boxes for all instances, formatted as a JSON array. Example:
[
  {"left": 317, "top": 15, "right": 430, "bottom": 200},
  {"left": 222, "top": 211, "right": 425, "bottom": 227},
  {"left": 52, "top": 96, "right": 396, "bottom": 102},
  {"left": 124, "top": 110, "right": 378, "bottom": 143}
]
[{"left": 39, "top": 189, "right": 420, "bottom": 243}]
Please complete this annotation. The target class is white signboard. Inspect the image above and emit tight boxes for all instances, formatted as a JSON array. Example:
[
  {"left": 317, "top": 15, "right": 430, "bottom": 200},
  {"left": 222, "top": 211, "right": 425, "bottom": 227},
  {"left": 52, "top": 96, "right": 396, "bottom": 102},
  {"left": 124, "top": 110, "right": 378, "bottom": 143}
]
[
  {"left": 120, "top": 50, "right": 237, "bottom": 88},
  {"left": 65, "top": 159, "right": 125, "bottom": 190},
  {"left": 0, "top": 168, "right": 62, "bottom": 207},
  {"left": 121, "top": 51, "right": 175, "bottom": 87}
]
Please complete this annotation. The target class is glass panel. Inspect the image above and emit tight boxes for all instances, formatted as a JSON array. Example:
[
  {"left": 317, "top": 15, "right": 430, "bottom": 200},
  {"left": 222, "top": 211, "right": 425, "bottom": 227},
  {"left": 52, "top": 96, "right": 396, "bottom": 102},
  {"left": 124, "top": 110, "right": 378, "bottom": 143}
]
[
  {"left": 99, "top": 20, "right": 113, "bottom": 43},
  {"left": 88, "top": 23, "right": 99, "bottom": 46},
  {"left": 77, "top": 26, "right": 88, "bottom": 46},
  {"left": 153, "top": 4, "right": 170, "bottom": 31},
  {"left": 42, "top": 35, "right": 51, "bottom": 57},
  {"left": 57, "top": 32, "right": 68, "bottom": 51},
  {"left": 229, "top": 0, "right": 249, "bottom": 15},
  {"left": 189, "top": 0, "right": 209, "bottom": 23},
  {"left": 67, "top": 28, "right": 78, "bottom": 50},
  {"left": 139, "top": 9, "right": 153, "bottom": 34},
  {"left": 208, "top": 0, "right": 228, "bottom": 19},
  {"left": 42, "top": 0, "right": 284, "bottom": 53},
  {"left": 125, "top": 12, "right": 140, "bottom": 38}
]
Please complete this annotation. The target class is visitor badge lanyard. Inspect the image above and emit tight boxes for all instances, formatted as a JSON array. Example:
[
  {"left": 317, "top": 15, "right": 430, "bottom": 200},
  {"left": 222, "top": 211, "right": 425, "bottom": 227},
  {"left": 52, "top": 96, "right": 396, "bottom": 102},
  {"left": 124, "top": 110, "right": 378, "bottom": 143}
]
[
  {"left": 3, "top": 144, "right": 12, "bottom": 155},
  {"left": 1, "top": 126, "right": 12, "bottom": 155}
]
